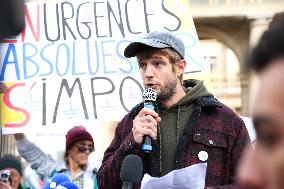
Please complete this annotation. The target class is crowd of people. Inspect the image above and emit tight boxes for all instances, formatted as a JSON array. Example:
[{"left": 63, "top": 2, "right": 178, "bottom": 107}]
[
  {"left": 0, "top": 126, "right": 98, "bottom": 189},
  {"left": 1, "top": 11, "right": 284, "bottom": 189}
]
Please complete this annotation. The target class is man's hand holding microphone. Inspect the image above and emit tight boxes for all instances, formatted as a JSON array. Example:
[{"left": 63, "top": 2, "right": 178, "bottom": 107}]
[{"left": 132, "top": 88, "right": 161, "bottom": 153}]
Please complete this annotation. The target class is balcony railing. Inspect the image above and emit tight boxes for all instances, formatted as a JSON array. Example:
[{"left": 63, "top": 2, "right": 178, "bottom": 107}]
[{"left": 210, "top": 78, "right": 242, "bottom": 113}]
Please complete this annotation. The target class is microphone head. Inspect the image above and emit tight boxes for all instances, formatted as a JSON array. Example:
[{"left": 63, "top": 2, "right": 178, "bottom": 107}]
[
  {"left": 43, "top": 173, "right": 70, "bottom": 189},
  {"left": 55, "top": 181, "right": 79, "bottom": 189},
  {"left": 142, "top": 88, "right": 157, "bottom": 102},
  {"left": 120, "top": 154, "right": 143, "bottom": 183}
]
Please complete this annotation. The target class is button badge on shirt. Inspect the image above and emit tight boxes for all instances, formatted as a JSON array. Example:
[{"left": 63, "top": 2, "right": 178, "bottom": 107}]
[{"left": 198, "top": 151, "right": 208, "bottom": 161}]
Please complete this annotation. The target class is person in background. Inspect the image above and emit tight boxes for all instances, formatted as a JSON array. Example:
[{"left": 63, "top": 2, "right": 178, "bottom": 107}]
[
  {"left": 22, "top": 159, "right": 44, "bottom": 189},
  {"left": 0, "top": 82, "right": 7, "bottom": 94},
  {"left": 97, "top": 31, "right": 250, "bottom": 188},
  {"left": 0, "top": 154, "right": 29, "bottom": 189},
  {"left": 237, "top": 13, "right": 284, "bottom": 189},
  {"left": 14, "top": 126, "right": 98, "bottom": 189}
]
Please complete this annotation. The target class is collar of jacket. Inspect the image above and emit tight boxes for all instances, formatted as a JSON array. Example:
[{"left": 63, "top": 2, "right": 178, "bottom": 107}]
[
  {"left": 129, "top": 96, "right": 222, "bottom": 119},
  {"left": 196, "top": 96, "right": 222, "bottom": 108}
]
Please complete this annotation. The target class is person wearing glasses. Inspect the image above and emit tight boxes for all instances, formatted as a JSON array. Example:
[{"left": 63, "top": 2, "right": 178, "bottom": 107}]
[{"left": 14, "top": 126, "right": 98, "bottom": 189}]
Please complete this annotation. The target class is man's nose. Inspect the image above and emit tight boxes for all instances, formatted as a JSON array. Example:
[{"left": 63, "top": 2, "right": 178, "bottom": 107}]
[
  {"left": 237, "top": 146, "right": 266, "bottom": 189},
  {"left": 144, "top": 66, "right": 155, "bottom": 77}
]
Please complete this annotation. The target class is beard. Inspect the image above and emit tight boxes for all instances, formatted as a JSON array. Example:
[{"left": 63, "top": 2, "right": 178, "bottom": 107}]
[{"left": 157, "top": 74, "right": 178, "bottom": 101}]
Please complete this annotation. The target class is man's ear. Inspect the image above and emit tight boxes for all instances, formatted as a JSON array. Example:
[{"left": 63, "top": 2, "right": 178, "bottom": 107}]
[{"left": 177, "top": 60, "right": 186, "bottom": 75}]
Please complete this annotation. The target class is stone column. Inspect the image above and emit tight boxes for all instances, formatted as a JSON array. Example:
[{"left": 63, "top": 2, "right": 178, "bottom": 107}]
[
  {"left": 0, "top": 132, "right": 16, "bottom": 157},
  {"left": 249, "top": 18, "right": 269, "bottom": 47},
  {"left": 246, "top": 18, "right": 270, "bottom": 115},
  {"left": 0, "top": 82, "right": 16, "bottom": 157}
]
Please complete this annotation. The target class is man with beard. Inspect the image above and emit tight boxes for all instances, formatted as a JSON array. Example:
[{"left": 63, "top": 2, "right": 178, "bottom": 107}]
[
  {"left": 97, "top": 31, "right": 250, "bottom": 188},
  {"left": 237, "top": 13, "right": 284, "bottom": 189}
]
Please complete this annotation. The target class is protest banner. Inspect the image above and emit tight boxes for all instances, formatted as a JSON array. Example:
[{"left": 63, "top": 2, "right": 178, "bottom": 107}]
[{"left": 0, "top": 0, "right": 204, "bottom": 157}]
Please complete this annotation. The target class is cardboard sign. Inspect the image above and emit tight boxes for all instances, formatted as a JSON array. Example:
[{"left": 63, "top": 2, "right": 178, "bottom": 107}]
[{"left": 0, "top": 0, "right": 203, "bottom": 134}]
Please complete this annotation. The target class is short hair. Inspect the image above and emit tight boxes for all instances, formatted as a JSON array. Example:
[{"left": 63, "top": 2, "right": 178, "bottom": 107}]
[
  {"left": 160, "top": 48, "right": 183, "bottom": 64},
  {"left": 136, "top": 47, "right": 184, "bottom": 82},
  {"left": 136, "top": 47, "right": 183, "bottom": 64},
  {"left": 248, "top": 12, "right": 284, "bottom": 73},
  {"left": 269, "top": 12, "right": 284, "bottom": 30}
]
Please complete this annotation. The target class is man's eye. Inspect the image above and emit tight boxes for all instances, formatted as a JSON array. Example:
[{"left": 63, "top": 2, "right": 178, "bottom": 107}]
[
  {"left": 154, "top": 61, "right": 162, "bottom": 67},
  {"left": 257, "top": 132, "right": 279, "bottom": 149},
  {"left": 138, "top": 64, "right": 145, "bottom": 69}
]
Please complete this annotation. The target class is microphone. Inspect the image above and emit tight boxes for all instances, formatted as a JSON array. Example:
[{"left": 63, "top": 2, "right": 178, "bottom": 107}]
[
  {"left": 55, "top": 181, "right": 79, "bottom": 189},
  {"left": 142, "top": 88, "right": 157, "bottom": 153},
  {"left": 43, "top": 173, "right": 70, "bottom": 189},
  {"left": 120, "top": 154, "right": 143, "bottom": 189}
]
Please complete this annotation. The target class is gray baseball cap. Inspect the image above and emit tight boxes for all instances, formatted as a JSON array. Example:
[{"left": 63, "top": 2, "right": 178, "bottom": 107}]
[{"left": 124, "top": 31, "right": 185, "bottom": 58}]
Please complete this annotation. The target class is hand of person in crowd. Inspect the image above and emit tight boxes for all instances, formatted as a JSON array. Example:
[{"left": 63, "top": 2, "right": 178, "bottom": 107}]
[
  {"left": 132, "top": 108, "right": 161, "bottom": 144},
  {"left": 0, "top": 181, "right": 13, "bottom": 189},
  {"left": 13, "top": 133, "right": 25, "bottom": 140}
]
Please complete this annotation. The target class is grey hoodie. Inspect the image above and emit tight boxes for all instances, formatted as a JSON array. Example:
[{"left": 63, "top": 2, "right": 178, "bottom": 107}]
[{"left": 157, "top": 79, "right": 212, "bottom": 176}]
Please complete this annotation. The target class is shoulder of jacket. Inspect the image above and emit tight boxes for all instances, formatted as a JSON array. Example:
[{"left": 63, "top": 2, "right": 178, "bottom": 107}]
[
  {"left": 52, "top": 161, "right": 68, "bottom": 175},
  {"left": 197, "top": 96, "right": 222, "bottom": 106},
  {"left": 129, "top": 102, "right": 144, "bottom": 119}
]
